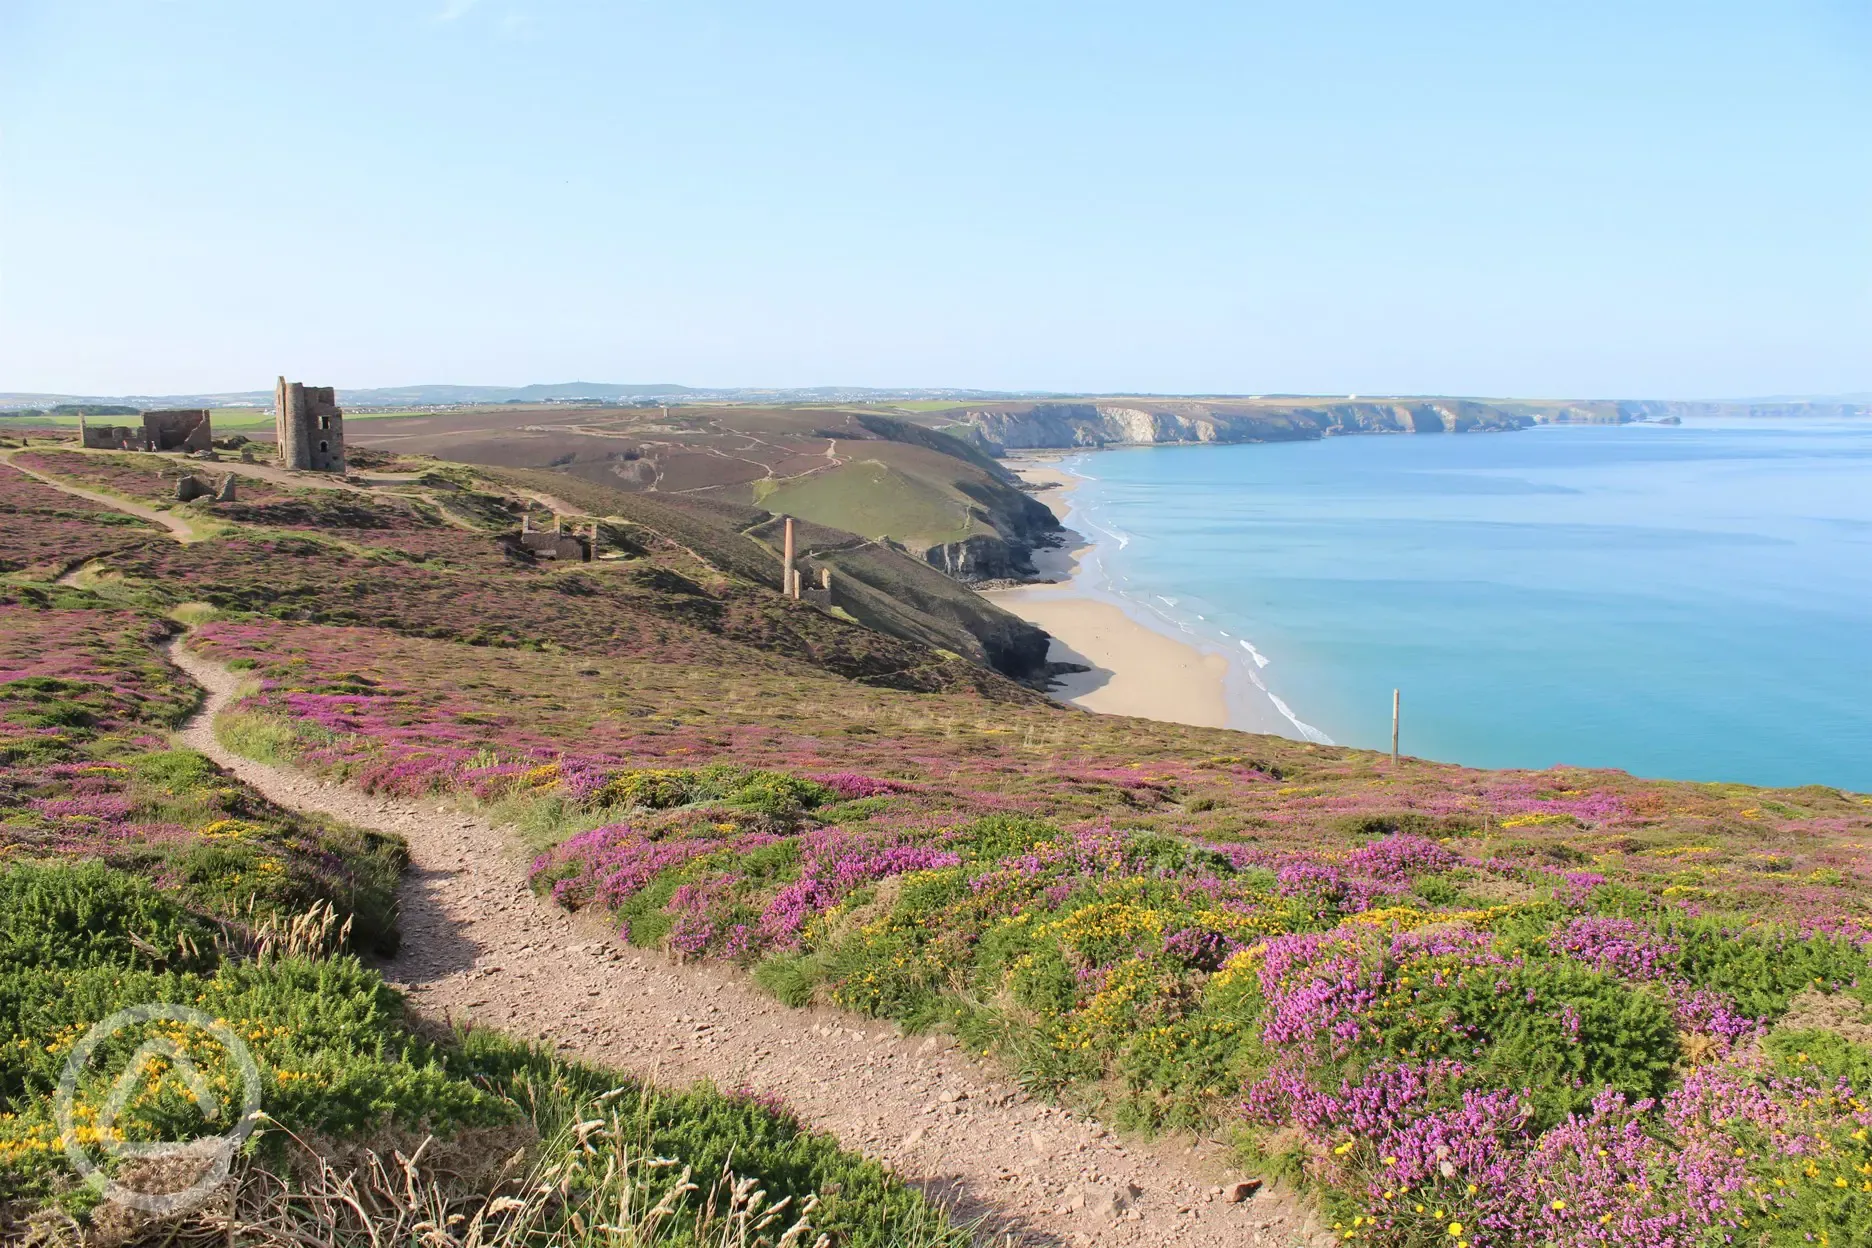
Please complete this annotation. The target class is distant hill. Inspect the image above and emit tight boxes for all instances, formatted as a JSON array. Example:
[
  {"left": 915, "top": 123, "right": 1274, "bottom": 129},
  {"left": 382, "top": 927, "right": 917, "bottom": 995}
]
[
  {"left": 5, "top": 383, "right": 1867, "bottom": 417},
  {"left": 0, "top": 383, "right": 1058, "bottom": 411}
]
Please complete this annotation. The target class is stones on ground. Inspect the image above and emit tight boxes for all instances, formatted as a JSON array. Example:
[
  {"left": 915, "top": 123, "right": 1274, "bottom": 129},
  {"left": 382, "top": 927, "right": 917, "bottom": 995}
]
[
  {"left": 1226, "top": 1179, "right": 1263, "bottom": 1203},
  {"left": 1068, "top": 1183, "right": 1129, "bottom": 1220},
  {"left": 167, "top": 641, "right": 1334, "bottom": 1248}
]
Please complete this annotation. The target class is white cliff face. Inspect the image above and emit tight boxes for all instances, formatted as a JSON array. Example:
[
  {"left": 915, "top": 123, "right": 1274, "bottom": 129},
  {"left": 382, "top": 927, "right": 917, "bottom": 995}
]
[{"left": 960, "top": 399, "right": 1539, "bottom": 453}]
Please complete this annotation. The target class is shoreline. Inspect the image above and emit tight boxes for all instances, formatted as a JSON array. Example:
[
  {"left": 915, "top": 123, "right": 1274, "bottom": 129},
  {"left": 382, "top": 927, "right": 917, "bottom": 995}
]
[{"left": 984, "top": 455, "right": 1282, "bottom": 733}]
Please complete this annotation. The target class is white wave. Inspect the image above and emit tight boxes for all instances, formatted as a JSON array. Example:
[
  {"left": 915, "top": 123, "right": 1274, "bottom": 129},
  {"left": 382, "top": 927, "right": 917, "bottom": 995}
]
[
  {"left": 1238, "top": 663, "right": 1333, "bottom": 744},
  {"left": 1237, "top": 639, "right": 1270, "bottom": 669},
  {"left": 1156, "top": 596, "right": 1178, "bottom": 607},
  {"left": 1265, "top": 691, "right": 1335, "bottom": 745}
]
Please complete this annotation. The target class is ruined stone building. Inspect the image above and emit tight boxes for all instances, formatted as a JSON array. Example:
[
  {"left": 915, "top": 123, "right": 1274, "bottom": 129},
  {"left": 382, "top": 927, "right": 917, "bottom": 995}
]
[
  {"left": 77, "top": 418, "right": 137, "bottom": 450},
  {"left": 274, "top": 378, "right": 345, "bottom": 472},
  {"left": 78, "top": 409, "right": 211, "bottom": 452},
  {"left": 516, "top": 515, "right": 597, "bottom": 561}
]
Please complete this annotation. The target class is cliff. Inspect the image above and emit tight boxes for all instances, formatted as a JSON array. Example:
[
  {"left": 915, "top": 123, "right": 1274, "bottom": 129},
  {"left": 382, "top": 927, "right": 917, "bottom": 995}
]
[{"left": 953, "top": 398, "right": 1535, "bottom": 452}]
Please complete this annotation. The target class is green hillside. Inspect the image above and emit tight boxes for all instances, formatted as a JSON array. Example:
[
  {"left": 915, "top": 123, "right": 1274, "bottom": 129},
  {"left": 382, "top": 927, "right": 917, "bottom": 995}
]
[{"left": 6, "top": 428, "right": 1870, "bottom": 1247}]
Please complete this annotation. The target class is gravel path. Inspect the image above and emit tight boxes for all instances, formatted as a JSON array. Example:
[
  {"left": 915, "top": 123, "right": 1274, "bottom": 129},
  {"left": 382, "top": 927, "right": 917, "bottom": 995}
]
[
  {"left": 2, "top": 454, "right": 199, "bottom": 541},
  {"left": 168, "top": 639, "right": 1328, "bottom": 1248}
]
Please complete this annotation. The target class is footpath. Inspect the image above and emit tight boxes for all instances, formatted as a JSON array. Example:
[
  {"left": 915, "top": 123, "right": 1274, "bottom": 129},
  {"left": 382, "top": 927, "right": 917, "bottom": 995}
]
[{"left": 168, "top": 640, "right": 1328, "bottom": 1248}]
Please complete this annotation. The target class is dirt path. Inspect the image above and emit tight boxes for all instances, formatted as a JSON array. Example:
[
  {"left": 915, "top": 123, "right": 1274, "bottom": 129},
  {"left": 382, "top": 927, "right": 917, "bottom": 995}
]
[
  {"left": 167, "top": 640, "right": 1326, "bottom": 1248},
  {"left": 2, "top": 454, "right": 198, "bottom": 541}
]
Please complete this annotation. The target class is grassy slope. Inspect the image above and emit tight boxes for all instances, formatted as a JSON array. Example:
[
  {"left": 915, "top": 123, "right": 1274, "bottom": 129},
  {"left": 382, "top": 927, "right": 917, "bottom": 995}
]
[
  {"left": 0, "top": 452, "right": 970, "bottom": 1241},
  {"left": 11, "top": 432, "right": 1872, "bottom": 1246},
  {"left": 346, "top": 403, "right": 1060, "bottom": 565},
  {"left": 488, "top": 463, "right": 1053, "bottom": 679}
]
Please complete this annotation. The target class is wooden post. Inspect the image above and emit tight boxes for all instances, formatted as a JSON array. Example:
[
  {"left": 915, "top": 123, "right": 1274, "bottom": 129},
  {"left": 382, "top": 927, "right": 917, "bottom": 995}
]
[
  {"left": 782, "top": 516, "right": 797, "bottom": 598},
  {"left": 1391, "top": 689, "right": 1400, "bottom": 765}
]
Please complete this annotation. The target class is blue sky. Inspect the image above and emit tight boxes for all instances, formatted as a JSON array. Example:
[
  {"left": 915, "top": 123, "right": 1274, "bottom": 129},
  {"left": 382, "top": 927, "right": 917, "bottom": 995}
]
[{"left": 1, "top": 0, "right": 1866, "bottom": 397}]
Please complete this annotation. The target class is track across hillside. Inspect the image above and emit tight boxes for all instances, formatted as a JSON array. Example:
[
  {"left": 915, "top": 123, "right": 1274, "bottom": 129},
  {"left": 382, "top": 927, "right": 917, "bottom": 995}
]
[{"left": 168, "top": 638, "right": 1329, "bottom": 1248}]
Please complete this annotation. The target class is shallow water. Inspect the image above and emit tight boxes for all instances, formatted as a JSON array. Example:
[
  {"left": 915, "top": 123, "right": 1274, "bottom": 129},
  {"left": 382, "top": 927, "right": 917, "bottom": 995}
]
[{"left": 1063, "top": 417, "right": 1872, "bottom": 791}]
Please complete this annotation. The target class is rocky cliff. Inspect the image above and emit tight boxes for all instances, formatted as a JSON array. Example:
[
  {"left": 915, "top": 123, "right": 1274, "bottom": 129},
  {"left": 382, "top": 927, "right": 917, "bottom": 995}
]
[
  {"left": 955, "top": 398, "right": 1535, "bottom": 452},
  {"left": 950, "top": 397, "right": 1872, "bottom": 452}
]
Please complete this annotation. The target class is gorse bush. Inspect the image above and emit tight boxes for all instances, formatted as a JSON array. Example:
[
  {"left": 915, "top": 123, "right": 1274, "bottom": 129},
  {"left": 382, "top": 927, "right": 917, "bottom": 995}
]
[
  {"left": 17, "top": 458, "right": 1872, "bottom": 1247},
  {"left": 174, "top": 606, "right": 1872, "bottom": 1247},
  {"left": 0, "top": 861, "right": 213, "bottom": 974},
  {"left": 0, "top": 860, "right": 962, "bottom": 1243},
  {"left": 0, "top": 602, "right": 961, "bottom": 1240}
]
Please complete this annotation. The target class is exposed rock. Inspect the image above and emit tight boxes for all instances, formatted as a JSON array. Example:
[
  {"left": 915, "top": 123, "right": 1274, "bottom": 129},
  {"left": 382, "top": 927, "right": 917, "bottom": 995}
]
[
  {"left": 959, "top": 399, "right": 1536, "bottom": 453},
  {"left": 924, "top": 533, "right": 1034, "bottom": 582}
]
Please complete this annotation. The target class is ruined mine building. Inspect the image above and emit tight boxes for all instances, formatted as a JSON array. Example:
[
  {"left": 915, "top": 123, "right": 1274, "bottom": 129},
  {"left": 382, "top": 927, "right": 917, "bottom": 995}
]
[
  {"left": 79, "top": 409, "right": 212, "bottom": 452},
  {"left": 274, "top": 378, "right": 346, "bottom": 472}
]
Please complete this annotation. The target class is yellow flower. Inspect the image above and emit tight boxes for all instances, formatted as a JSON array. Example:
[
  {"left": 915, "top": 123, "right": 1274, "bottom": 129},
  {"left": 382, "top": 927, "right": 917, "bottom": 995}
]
[
  {"left": 1447, "top": 1224, "right": 1463, "bottom": 1238},
  {"left": 1551, "top": 1200, "right": 1567, "bottom": 1210}
]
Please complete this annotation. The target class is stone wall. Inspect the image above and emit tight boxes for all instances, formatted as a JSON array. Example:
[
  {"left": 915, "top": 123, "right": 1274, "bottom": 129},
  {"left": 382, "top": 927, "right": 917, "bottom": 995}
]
[
  {"left": 140, "top": 409, "right": 213, "bottom": 453},
  {"left": 79, "top": 422, "right": 138, "bottom": 450}
]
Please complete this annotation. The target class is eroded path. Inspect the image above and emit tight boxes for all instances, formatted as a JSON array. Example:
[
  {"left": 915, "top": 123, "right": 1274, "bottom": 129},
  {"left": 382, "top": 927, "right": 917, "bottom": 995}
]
[
  {"left": 168, "top": 640, "right": 1327, "bottom": 1248},
  {"left": 2, "top": 453, "right": 200, "bottom": 541}
]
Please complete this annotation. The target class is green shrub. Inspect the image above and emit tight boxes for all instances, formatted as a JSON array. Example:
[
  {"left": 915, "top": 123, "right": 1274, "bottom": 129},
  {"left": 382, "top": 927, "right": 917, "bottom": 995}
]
[
  {"left": 214, "top": 708, "right": 305, "bottom": 764},
  {"left": 723, "top": 770, "right": 831, "bottom": 817},
  {"left": 129, "top": 747, "right": 224, "bottom": 794},
  {"left": 1666, "top": 920, "right": 1869, "bottom": 1020},
  {"left": 1394, "top": 961, "right": 1681, "bottom": 1127},
  {"left": 952, "top": 814, "right": 1058, "bottom": 862},
  {"left": 0, "top": 861, "right": 213, "bottom": 973},
  {"left": 823, "top": 925, "right": 942, "bottom": 1022},
  {"left": 599, "top": 767, "right": 698, "bottom": 811},
  {"left": 1411, "top": 874, "right": 1463, "bottom": 906}
]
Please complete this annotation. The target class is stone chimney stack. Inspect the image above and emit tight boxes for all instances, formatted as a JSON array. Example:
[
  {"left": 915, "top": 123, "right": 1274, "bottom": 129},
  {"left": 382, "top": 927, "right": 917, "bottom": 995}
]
[{"left": 782, "top": 516, "right": 797, "bottom": 599}]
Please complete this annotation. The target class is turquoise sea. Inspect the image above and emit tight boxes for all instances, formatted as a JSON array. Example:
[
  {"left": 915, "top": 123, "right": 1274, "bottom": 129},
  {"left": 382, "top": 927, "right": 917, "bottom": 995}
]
[{"left": 1060, "top": 417, "right": 1872, "bottom": 792}]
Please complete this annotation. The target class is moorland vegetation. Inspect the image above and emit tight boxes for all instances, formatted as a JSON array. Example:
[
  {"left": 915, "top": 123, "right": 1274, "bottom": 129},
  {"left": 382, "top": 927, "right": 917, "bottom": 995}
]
[{"left": 4, "top": 428, "right": 1872, "bottom": 1247}]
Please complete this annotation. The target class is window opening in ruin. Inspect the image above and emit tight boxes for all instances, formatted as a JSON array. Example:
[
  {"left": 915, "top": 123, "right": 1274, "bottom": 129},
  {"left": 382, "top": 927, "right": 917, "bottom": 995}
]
[
  {"left": 320, "top": 415, "right": 331, "bottom": 429},
  {"left": 319, "top": 441, "right": 330, "bottom": 453}
]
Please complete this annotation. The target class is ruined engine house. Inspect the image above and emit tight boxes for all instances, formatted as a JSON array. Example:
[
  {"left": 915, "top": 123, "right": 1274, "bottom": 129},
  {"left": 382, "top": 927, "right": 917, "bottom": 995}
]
[{"left": 274, "top": 377, "right": 346, "bottom": 472}]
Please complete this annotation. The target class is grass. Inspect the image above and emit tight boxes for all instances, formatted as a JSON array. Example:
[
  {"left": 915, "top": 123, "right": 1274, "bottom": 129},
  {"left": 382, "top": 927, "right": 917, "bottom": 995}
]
[
  {"left": 187, "top": 615, "right": 1872, "bottom": 1247},
  {"left": 0, "top": 597, "right": 964, "bottom": 1242},
  {"left": 757, "top": 459, "right": 980, "bottom": 546},
  {"left": 0, "top": 862, "right": 965, "bottom": 1246},
  {"left": 13, "top": 432, "right": 1872, "bottom": 1246}
]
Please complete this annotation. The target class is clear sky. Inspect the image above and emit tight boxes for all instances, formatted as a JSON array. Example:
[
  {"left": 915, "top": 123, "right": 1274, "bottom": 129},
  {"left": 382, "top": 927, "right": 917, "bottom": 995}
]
[{"left": 2, "top": 0, "right": 1866, "bottom": 398}]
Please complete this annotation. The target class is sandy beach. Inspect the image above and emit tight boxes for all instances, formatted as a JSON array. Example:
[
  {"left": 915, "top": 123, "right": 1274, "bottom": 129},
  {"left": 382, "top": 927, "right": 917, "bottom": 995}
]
[{"left": 984, "top": 457, "right": 1239, "bottom": 730}]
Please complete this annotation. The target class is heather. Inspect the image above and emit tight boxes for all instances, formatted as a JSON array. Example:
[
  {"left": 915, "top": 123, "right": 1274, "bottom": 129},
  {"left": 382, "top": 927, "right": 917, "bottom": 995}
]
[
  {"left": 15, "top": 441, "right": 1872, "bottom": 1243},
  {"left": 195, "top": 617, "right": 1872, "bottom": 1246},
  {"left": 11, "top": 448, "right": 287, "bottom": 504},
  {"left": 0, "top": 596, "right": 407, "bottom": 954},
  {"left": 95, "top": 495, "right": 1018, "bottom": 695},
  {"left": 0, "top": 464, "right": 158, "bottom": 575},
  {"left": 0, "top": 603, "right": 955, "bottom": 1242},
  {"left": 0, "top": 865, "right": 960, "bottom": 1247}
]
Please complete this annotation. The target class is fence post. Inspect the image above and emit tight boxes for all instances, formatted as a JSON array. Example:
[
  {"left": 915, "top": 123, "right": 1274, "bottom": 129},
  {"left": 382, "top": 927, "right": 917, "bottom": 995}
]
[{"left": 1391, "top": 689, "right": 1400, "bottom": 765}]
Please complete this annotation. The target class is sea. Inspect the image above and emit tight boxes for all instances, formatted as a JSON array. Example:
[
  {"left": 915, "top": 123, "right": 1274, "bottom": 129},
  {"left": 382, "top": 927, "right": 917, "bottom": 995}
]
[{"left": 1056, "top": 416, "right": 1872, "bottom": 792}]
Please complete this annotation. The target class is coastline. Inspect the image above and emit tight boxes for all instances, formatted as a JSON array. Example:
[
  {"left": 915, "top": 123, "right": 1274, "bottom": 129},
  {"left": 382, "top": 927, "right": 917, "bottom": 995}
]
[{"left": 984, "top": 456, "right": 1280, "bottom": 733}]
